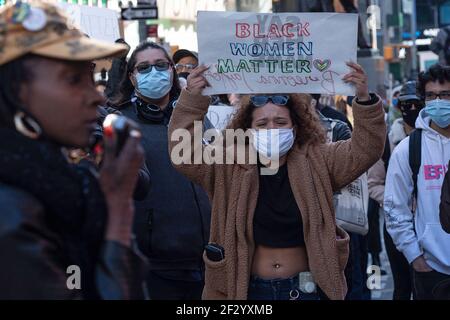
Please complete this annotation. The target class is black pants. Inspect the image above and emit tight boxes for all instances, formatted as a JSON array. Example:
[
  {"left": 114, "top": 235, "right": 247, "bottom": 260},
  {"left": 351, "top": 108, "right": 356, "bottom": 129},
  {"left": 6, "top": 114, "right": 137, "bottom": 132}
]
[
  {"left": 413, "top": 269, "right": 450, "bottom": 300},
  {"left": 344, "top": 233, "right": 370, "bottom": 300},
  {"left": 367, "top": 198, "right": 382, "bottom": 256},
  {"left": 247, "top": 275, "right": 322, "bottom": 300},
  {"left": 383, "top": 224, "right": 414, "bottom": 300},
  {"left": 146, "top": 271, "right": 204, "bottom": 300}
]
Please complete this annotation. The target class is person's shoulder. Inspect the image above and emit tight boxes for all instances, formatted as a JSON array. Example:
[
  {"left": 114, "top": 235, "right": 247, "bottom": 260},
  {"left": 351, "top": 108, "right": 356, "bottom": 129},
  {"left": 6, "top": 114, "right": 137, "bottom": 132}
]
[
  {"left": 0, "top": 183, "right": 45, "bottom": 234},
  {"left": 97, "top": 104, "right": 123, "bottom": 125},
  {"left": 322, "top": 116, "right": 351, "bottom": 140},
  {"left": 322, "top": 106, "right": 347, "bottom": 121},
  {"left": 104, "top": 98, "right": 133, "bottom": 112},
  {"left": 99, "top": 104, "right": 123, "bottom": 116},
  {"left": 330, "top": 118, "right": 348, "bottom": 128}
]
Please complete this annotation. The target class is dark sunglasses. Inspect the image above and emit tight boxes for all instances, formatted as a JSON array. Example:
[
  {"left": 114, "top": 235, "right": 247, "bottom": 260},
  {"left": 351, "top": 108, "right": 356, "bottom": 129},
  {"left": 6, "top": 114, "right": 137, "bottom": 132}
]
[
  {"left": 135, "top": 61, "right": 171, "bottom": 74},
  {"left": 250, "top": 95, "right": 290, "bottom": 107},
  {"left": 398, "top": 99, "right": 424, "bottom": 111}
]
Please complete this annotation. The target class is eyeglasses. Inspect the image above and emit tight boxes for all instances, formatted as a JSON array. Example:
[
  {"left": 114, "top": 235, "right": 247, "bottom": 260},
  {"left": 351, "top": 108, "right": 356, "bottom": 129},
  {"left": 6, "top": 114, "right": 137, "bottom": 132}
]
[
  {"left": 175, "top": 63, "right": 198, "bottom": 71},
  {"left": 424, "top": 91, "right": 450, "bottom": 101},
  {"left": 250, "top": 95, "right": 290, "bottom": 107},
  {"left": 134, "top": 61, "right": 171, "bottom": 74},
  {"left": 398, "top": 99, "right": 424, "bottom": 111}
]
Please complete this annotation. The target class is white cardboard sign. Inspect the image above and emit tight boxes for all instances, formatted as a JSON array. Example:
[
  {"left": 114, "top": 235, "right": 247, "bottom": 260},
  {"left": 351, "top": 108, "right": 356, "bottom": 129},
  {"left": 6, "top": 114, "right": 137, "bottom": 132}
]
[
  {"left": 206, "top": 105, "right": 237, "bottom": 130},
  {"left": 58, "top": 4, "right": 120, "bottom": 43},
  {"left": 197, "top": 11, "right": 358, "bottom": 96}
]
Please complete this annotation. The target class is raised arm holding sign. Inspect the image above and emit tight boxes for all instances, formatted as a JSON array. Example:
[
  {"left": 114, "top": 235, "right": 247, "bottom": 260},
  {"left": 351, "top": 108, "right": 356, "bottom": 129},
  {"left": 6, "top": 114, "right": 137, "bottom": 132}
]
[
  {"left": 168, "top": 11, "right": 386, "bottom": 301},
  {"left": 197, "top": 11, "right": 359, "bottom": 96}
]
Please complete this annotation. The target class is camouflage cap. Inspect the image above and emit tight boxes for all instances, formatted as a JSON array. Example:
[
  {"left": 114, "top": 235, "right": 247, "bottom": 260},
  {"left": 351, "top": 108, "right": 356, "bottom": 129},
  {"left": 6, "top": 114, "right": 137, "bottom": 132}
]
[{"left": 0, "top": 1, "right": 127, "bottom": 66}]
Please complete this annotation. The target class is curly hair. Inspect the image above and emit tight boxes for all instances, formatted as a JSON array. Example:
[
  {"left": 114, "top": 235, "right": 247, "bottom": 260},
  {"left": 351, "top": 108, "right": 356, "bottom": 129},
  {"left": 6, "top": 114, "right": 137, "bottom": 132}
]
[
  {"left": 417, "top": 63, "right": 450, "bottom": 98},
  {"left": 227, "top": 93, "right": 326, "bottom": 147}
]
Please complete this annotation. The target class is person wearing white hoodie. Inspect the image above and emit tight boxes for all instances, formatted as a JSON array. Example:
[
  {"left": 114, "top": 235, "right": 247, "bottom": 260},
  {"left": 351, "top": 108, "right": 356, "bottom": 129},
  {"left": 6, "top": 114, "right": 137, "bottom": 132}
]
[
  {"left": 368, "top": 81, "right": 424, "bottom": 300},
  {"left": 384, "top": 64, "right": 450, "bottom": 300}
]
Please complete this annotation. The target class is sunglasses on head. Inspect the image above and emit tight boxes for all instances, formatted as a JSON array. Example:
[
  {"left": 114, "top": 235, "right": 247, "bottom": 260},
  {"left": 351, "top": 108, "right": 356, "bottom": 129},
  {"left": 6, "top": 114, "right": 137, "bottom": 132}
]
[
  {"left": 134, "top": 61, "right": 171, "bottom": 74},
  {"left": 250, "top": 95, "right": 290, "bottom": 107}
]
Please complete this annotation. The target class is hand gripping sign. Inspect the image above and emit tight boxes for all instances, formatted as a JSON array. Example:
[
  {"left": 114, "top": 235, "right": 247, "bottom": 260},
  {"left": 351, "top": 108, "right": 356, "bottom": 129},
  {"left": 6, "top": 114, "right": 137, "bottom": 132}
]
[{"left": 197, "top": 11, "right": 358, "bottom": 96}]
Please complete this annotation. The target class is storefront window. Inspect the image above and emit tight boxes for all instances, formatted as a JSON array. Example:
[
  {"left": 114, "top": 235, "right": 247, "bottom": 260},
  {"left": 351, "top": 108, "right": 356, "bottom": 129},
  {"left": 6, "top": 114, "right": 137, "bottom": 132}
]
[
  {"left": 416, "top": 0, "right": 436, "bottom": 29},
  {"left": 440, "top": 0, "right": 450, "bottom": 26}
]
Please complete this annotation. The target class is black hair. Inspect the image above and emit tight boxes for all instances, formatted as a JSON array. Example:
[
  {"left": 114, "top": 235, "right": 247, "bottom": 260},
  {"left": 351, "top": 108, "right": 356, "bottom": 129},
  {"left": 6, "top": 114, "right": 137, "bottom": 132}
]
[
  {"left": 100, "top": 68, "right": 107, "bottom": 80},
  {"left": 217, "top": 94, "right": 230, "bottom": 105},
  {"left": 311, "top": 94, "right": 321, "bottom": 102},
  {"left": 417, "top": 63, "right": 450, "bottom": 98},
  {"left": 110, "top": 41, "right": 181, "bottom": 108},
  {"left": 0, "top": 55, "right": 36, "bottom": 128}
]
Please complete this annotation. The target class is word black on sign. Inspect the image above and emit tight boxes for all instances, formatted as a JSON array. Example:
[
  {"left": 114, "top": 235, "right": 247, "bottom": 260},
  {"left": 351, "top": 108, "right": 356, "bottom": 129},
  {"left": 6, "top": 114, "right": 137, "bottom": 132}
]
[{"left": 121, "top": 6, "right": 158, "bottom": 20}]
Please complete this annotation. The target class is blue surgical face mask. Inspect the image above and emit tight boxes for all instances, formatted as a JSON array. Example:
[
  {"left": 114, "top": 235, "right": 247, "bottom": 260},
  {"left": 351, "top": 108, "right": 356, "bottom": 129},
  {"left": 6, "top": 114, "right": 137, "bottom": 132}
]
[
  {"left": 252, "top": 128, "right": 295, "bottom": 160},
  {"left": 135, "top": 69, "right": 172, "bottom": 100},
  {"left": 425, "top": 99, "right": 450, "bottom": 128},
  {"left": 392, "top": 98, "right": 399, "bottom": 108}
]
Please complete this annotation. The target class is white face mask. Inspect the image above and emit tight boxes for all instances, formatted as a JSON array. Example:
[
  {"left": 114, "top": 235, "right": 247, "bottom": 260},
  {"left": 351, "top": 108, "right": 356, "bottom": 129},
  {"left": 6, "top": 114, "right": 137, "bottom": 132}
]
[{"left": 252, "top": 128, "right": 295, "bottom": 161}]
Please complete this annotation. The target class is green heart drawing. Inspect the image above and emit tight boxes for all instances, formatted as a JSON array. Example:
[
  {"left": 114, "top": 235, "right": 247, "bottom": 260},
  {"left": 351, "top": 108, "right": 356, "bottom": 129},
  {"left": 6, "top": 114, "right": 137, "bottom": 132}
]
[{"left": 313, "top": 59, "right": 331, "bottom": 72}]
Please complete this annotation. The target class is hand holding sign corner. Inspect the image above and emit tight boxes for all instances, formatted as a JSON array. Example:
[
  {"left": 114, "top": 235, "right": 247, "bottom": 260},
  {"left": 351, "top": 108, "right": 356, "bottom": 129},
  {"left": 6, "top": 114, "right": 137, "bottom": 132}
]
[
  {"left": 342, "top": 61, "right": 369, "bottom": 102},
  {"left": 186, "top": 65, "right": 211, "bottom": 98}
]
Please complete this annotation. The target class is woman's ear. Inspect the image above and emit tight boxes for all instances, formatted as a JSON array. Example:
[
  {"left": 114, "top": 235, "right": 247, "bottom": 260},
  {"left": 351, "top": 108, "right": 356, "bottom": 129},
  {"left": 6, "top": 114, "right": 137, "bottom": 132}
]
[
  {"left": 310, "top": 99, "right": 317, "bottom": 109},
  {"left": 129, "top": 72, "right": 137, "bottom": 88}
]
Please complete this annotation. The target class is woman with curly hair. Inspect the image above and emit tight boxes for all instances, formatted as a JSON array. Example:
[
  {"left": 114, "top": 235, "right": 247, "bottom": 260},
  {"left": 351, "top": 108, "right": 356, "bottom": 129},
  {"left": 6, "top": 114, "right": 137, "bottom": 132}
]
[{"left": 168, "top": 62, "right": 386, "bottom": 300}]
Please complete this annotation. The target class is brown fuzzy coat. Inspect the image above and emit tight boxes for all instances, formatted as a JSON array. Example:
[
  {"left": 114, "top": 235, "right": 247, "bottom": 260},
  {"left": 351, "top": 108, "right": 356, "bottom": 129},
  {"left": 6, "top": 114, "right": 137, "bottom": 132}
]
[{"left": 168, "top": 89, "right": 386, "bottom": 300}]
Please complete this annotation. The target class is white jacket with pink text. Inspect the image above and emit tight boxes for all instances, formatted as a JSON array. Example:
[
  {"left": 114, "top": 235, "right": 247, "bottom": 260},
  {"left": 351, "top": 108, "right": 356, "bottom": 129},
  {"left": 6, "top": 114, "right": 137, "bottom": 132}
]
[{"left": 384, "top": 109, "right": 450, "bottom": 275}]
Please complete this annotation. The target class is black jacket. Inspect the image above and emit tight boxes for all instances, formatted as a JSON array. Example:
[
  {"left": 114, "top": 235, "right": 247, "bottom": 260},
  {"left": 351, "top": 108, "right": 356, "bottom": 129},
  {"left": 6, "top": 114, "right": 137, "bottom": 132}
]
[
  {"left": 115, "top": 99, "right": 211, "bottom": 271},
  {"left": 96, "top": 106, "right": 151, "bottom": 201},
  {"left": 318, "top": 103, "right": 353, "bottom": 131},
  {"left": 318, "top": 112, "right": 352, "bottom": 142},
  {"left": 0, "top": 183, "right": 146, "bottom": 299}
]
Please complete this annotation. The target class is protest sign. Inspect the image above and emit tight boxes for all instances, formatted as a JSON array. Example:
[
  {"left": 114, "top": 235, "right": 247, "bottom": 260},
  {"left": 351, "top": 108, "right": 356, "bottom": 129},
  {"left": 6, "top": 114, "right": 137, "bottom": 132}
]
[
  {"left": 206, "top": 105, "right": 237, "bottom": 130},
  {"left": 58, "top": 3, "right": 120, "bottom": 43},
  {"left": 197, "top": 11, "right": 358, "bottom": 96}
]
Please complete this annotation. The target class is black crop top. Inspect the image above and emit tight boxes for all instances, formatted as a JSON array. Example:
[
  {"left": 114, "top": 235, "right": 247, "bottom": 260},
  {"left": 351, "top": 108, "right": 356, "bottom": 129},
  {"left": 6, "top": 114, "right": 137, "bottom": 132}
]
[{"left": 253, "top": 163, "right": 305, "bottom": 248}]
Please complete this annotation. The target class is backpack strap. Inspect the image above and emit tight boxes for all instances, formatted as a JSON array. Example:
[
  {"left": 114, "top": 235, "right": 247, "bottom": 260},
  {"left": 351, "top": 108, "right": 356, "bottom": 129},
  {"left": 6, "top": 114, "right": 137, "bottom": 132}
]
[
  {"left": 382, "top": 134, "right": 391, "bottom": 172},
  {"left": 409, "top": 129, "right": 422, "bottom": 200}
]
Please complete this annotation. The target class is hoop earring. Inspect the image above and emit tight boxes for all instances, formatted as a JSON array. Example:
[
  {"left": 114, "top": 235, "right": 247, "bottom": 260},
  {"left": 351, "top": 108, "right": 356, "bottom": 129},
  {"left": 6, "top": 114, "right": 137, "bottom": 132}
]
[{"left": 14, "top": 111, "right": 42, "bottom": 139}]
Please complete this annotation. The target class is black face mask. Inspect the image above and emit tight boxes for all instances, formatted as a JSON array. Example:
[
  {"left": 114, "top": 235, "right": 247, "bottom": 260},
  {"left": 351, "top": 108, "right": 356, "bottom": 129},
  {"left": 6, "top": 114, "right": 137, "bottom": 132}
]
[
  {"left": 402, "top": 108, "right": 421, "bottom": 128},
  {"left": 177, "top": 72, "right": 190, "bottom": 80}
]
